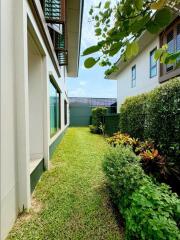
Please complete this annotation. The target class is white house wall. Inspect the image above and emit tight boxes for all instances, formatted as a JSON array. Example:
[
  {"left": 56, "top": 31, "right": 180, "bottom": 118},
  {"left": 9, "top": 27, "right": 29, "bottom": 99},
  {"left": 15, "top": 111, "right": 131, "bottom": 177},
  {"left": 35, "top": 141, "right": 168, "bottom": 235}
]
[
  {"left": 116, "top": 38, "right": 160, "bottom": 112},
  {"left": 28, "top": 32, "right": 44, "bottom": 161},
  {"left": 0, "top": 0, "right": 18, "bottom": 239},
  {"left": 0, "top": 0, "right": 70, "bottom": 239}
]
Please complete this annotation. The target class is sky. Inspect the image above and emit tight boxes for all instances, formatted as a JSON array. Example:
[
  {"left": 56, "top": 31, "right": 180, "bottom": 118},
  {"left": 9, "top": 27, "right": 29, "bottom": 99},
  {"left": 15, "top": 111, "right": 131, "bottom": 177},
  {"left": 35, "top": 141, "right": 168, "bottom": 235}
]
[{"left": 67, "top": 0, "right": 117, "bottom": 98}]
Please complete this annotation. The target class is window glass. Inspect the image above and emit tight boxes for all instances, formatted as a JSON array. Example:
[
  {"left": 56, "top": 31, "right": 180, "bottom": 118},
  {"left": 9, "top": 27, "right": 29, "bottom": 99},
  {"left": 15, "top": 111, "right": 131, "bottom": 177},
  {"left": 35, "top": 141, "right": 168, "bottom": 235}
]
[
  {"left": 150, "top": 48, "right": 157, "bottom": 78},
  {"left": 64, "top": 100, "right": 68, "bottom": 125},
  {"left": 177, "top": 24, "right": 180, "bottom": 62},
  {"left": 131, "top": 65, "right": 136, "bottom": 88},
  {"left": 166, "top": 30, "right": 174, "bottom": 72},
  {"left": 49, "top": 81, "right": 61, "bottom": 137}
]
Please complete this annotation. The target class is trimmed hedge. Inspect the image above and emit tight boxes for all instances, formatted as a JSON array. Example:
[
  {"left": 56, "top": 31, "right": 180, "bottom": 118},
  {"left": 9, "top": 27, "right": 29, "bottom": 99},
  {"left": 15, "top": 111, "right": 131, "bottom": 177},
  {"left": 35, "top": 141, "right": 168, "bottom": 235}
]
[
  {"left": 104, "top": 114, "right": 120, "bottom": 136},
  {"left": 144, "top": 78, "right": 180, "bottom": 158},
  {"left": 119, "top": 94, "right": 147, "bottom": 139},
  {"left": 91, "top": 107, "right": 107, "bottom": 134},
  {"left": 119, "top": 78, "right": 180, "bottom": 157},
  {"left": 103, "top": 146, "right": 180, "bottom": 240}
]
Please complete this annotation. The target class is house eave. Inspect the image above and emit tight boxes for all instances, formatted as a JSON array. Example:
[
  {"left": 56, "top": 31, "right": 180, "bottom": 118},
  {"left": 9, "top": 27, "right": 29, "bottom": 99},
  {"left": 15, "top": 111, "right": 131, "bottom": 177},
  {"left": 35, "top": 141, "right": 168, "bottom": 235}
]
[
  {"left": 107, "top": 31, "right": 158, "bottom": 80},
  {"left": 66, "top": 0, "right": 84, "bottom": 78},
  {"left": 107, "top": 15, "right": 178, "bottom": 80}
]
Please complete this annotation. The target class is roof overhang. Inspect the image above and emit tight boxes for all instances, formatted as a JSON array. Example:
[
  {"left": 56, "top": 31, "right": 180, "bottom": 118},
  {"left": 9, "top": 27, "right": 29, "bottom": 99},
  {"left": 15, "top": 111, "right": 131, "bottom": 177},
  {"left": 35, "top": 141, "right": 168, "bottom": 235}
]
[
  {"left": 66, "top": 0, "right": 84, "bottom": 77},
  {"left": 107, "top": 31, "right": 157, "bottom": 80}
]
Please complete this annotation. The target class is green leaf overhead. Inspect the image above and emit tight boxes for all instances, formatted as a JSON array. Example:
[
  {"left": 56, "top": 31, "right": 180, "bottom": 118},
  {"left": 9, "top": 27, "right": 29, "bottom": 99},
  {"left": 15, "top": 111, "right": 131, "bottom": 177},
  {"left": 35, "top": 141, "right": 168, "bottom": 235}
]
[
  {"left": 84, "top": 57, "right": 99, "bottom": 69},
  {"left": 154, "top": 8, "right": 172, "bottom": 28},
  {"left": 125, "top": 42, "right": 139, "bottom": 59},
  {"left": 104, "top": 1, "right": 111, "bottom": 9},
  {"left": 83, "top": 0, "right": 178, "bottom": 76},
  {"left": 109, "top": 42, "right": 122, "bottom": 57},
  {"left": 146, "top": 21, "right": 160, "bottom": 34},
  {"left": 134, "top": 0, "right": 143, "bottom": 10},
  {"left": 83, "top": 45, "right": 101, "bottom": 56}
]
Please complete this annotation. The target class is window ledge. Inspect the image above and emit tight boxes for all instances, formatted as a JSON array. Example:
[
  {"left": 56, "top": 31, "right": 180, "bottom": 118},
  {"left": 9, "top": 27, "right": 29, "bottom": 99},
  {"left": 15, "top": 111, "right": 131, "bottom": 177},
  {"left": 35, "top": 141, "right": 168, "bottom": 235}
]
[{"left": 159, "top": 68, "right": 180, "bottom": 83}]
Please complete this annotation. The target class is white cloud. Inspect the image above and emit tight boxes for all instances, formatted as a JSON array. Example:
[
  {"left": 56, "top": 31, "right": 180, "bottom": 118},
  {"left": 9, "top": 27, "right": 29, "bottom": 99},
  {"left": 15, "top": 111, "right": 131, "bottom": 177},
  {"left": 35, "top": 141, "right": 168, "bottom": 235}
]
[{"left": 69, "top": 87, "right": 86, "bottom": 97}]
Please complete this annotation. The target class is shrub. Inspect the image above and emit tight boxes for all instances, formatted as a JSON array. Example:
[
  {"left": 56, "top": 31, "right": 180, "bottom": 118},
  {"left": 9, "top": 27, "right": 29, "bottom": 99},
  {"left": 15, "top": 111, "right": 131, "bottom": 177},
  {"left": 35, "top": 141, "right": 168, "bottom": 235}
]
[
  {"left": 103, "top": 146, "right": 180, "bottom": 240},
  {"left": 144, "top": 78, "right": 180, "bottom": 159},
  {"left": 107, "top": 132, "right": 138, "bottom": 148},
  {"left": 90, "top": 107, "right": 107, "bottom": 134},
  {"left": 89, "top": 125, "right": 98, "bottom": 134},
  {"left": 119, "top": 78, "right": 180, "bottom": 158},
  {"left": 118, "top": 78, "right": 180, "bottom": 190},
  {"left": 104, "top": 114, "right": 120, "bottom": 136},
  {"left": 125, "top": 183, "right": 180, "bottom": 240},
  {"left": 107, "top": 133, "right": 171, "bottom": 184},
  {"left": 119, "top": 93, "right": 147, "bottom": 139}
]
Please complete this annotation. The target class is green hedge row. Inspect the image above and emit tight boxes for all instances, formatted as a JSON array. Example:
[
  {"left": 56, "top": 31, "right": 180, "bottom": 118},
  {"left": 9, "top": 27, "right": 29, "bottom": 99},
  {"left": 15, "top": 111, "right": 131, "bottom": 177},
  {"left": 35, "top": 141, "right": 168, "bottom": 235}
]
[
  {"left": 104, "top": 114, "right": 120, "bottom": 136},
  {"left": 119, "top": 78, "right": 180, "bottom": 157},
  {"left": 90, "top": 107, "right": 108, "bottom": 133},
  {"left": 103, "top": 145, "right": 180, "bottom": 240},
  {"left": 120, "top": 94, "right": 147, "bottom": 139}
]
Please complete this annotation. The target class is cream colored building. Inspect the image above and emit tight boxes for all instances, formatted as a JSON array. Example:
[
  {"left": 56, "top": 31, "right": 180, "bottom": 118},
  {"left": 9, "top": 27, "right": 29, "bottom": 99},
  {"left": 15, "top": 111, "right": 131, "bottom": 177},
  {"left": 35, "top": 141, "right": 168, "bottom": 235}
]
[
  {"left": 0, "top": 0, "right": 83, "bottom": 239},
  {"left": 108, "top": 17, "right": 180, "bottom": 111}
]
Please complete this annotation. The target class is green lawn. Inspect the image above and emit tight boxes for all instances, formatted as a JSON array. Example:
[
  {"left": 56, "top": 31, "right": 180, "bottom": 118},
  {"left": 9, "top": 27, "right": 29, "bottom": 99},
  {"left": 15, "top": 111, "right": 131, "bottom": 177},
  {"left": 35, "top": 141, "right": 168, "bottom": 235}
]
[{"left": 8, "top": 127, "right": 123, "bottom": 240}]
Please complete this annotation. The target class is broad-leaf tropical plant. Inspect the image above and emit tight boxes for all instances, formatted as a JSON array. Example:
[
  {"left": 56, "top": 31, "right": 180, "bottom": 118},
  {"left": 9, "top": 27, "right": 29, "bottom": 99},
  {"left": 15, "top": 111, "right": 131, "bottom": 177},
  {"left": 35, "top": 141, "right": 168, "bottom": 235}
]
[{"left": 83, "top": 0, "right": 180, "bottom": 76}]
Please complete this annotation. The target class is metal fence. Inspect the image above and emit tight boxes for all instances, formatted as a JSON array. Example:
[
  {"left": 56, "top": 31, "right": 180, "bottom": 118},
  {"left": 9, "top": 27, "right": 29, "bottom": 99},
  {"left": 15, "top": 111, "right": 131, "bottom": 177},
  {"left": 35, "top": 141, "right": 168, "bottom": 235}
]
[{"left": 69, "top": 97, "right": 117, "bottom": 126}]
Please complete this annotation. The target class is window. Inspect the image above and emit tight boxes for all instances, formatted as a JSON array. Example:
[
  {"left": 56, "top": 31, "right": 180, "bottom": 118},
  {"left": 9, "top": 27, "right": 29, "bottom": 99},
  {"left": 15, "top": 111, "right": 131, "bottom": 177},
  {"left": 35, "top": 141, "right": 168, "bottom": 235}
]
[
  {"left": 176, "top": 24, "right": 180, "bottom": 63},
  {"left": 49, "top": 80, "right": 61, "bottom": 137},
  {"left": 64, "top": 100, "right": 68, "bottom": 125},
  {"left": 150, "top": 48, "right": 157, "bottom": 78},
  {"left": 166, "top": 30, "right": 175, "bottom": 72},
  {"left": 159, "top": 17, "right": 180, "bottom": 82},
  {"left": 131, "top": 65, "right": 136, "bottom": 88}
]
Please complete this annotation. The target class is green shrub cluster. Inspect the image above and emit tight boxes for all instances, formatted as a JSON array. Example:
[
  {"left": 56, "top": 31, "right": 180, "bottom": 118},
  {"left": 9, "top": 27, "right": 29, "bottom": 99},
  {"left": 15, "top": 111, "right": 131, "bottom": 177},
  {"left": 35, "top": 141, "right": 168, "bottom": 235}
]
[
  {"left": 119, "top": 94, "right": 147, "bottom": 139},
  {"left": 104, "top": 114, "right": 120, "bottom": 136},
  {"left": 144, "top": 78, "right": 180, "bottom": 158},
  {"left": 103, "top": 146, "right": 180, "bottom": 240},
  {"left": 119, "top": 77, "right": 180, "bottom": 158},
  {"left": 90, "top": 107, "right": 107, "bottom": 134}
]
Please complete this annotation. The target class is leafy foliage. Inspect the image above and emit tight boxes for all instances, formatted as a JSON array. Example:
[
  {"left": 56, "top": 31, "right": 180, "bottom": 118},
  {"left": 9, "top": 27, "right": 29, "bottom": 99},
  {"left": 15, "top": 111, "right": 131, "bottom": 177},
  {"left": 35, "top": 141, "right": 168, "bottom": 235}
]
[
  {"left": 119, "top": 93, "right": 147, "bottom": 139},
  {"left": 83, "top": 0, "right": 180, "bottom": 76},
  {"left": 104, "top": 114, "right": 120, "bottom": 136},
  {"left": 144, "top": 78, "right": 180, "bottom": 159},
  {"left": 90, "top": 107, "right": 108, "bottom": 134},
  {"left": 103, "top": 145, "right": 180, "bottom": 240},
  {"left": 107, "top": 132, "right": 138, "bottom": 148},
  {"left": 119, "top": 78, "right": 180, "bottom": 157},
  {"left": 106, "top": 132, "right": 177, "bottom": 185},
  {"left": 118, "top": 78, "right": 180, "bottom": 189}
]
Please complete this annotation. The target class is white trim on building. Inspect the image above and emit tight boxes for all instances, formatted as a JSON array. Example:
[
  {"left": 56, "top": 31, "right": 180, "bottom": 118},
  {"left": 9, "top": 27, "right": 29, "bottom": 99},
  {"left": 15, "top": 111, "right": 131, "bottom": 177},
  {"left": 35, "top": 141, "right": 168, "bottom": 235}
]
[{"left": 0, "top": 0, "right": 83, "bottom": 239}]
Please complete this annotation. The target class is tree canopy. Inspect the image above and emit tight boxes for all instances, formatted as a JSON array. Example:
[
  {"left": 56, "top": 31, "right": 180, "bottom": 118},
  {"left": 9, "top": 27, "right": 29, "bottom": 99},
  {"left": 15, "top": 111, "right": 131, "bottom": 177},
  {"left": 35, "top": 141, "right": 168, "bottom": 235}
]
[{"left": 83, "top": 0, "right": 180, "bottom": 76}]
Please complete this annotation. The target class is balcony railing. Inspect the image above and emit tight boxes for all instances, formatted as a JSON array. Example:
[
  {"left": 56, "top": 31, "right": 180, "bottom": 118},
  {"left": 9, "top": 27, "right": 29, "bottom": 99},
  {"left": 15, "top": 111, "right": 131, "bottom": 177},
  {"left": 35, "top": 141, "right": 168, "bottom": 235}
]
[
  {"left": 57, "top": 50, "right": 68, "bottom": 66},
  {"left": 40, "top": 0, "right": 68, "bottom": 66},
  {"left": 41, "top": 0, "right": 65, "bottom": 23}
]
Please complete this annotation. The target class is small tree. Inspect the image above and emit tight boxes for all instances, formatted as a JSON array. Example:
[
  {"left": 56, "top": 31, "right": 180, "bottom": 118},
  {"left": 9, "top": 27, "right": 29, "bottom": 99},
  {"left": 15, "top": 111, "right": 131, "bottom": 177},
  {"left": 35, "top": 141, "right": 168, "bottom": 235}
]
[{"left": 90, "top": 107, "right": 107, "bottom": 134}]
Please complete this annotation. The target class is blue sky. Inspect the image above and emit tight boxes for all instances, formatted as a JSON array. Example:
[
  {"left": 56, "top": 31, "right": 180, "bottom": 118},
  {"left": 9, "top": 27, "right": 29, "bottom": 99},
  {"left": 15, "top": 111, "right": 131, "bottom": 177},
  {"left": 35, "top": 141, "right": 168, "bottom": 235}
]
[{"left": 67, "top": 0, "right": 117, "bottom": 98}]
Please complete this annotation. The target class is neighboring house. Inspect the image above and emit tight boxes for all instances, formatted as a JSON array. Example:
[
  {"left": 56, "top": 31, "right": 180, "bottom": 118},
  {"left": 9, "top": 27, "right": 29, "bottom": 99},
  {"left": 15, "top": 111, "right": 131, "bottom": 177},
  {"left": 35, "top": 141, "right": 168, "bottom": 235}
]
[
  {"left": 69, "top": 97, "right": 117, "bottom": 126},
  {"left": 108, "top": 16, "right": 180, "bottom": 111},
  {"left": 0, "top": 0, "right": 83, "bottom": 239}
]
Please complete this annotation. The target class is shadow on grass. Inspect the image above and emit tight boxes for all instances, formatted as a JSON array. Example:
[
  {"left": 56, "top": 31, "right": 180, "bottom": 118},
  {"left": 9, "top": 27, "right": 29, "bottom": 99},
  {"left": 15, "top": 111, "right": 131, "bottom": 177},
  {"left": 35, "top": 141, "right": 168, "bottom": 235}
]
[{"left": 97, "top": 183, "right": 125, "bottom": 236}]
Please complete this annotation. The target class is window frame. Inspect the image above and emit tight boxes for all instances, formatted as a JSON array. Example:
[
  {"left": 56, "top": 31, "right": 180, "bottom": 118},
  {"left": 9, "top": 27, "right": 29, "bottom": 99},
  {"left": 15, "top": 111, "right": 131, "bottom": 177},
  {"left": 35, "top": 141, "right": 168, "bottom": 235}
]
[
  {"left": 131, "top": 65, "right": 136, "bottom": 88},
  {"left": 159, "top": 17, "right": 180, "bottom": 83},
  {"left": 49, "top": 76, "right": 61, "bottom": 138},
  {"left": 64, "top": 99, "right": 68, "bottom": 126},
  {"left": 150, "top": 47, "right": 157, "bottom": 78}
]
